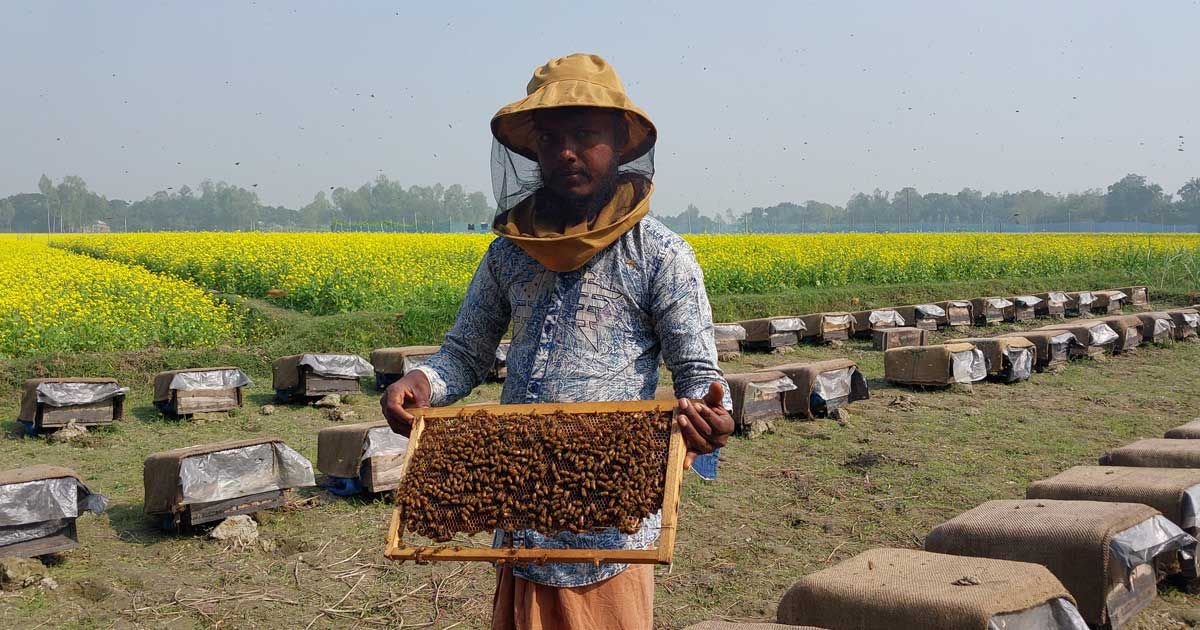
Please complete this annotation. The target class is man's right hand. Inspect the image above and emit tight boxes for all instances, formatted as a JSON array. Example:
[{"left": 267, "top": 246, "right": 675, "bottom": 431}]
[{"left": 380, "top": 370, "right": 432, "bottom": 436}]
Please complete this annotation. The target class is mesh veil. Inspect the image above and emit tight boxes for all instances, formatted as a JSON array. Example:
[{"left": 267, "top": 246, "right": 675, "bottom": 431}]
[{"left": 491, "top": 139, "right": 655, "bottom": 214}]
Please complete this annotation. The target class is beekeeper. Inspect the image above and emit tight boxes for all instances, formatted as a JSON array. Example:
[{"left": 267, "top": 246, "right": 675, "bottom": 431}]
[{"left": 382, "top": 52, "right": 733, "bottom": 630}]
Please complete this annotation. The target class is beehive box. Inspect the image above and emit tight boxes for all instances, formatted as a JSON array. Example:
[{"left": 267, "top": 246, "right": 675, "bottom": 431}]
[
  {"left": 850, "top": 308, "right": 905, "bottom": 337},
  {"left": 1167, "top": 308, "right": 1200, "bottom": 340},
  {"left": 894, "top": 304, "right": 943, "bottom": 331},
  {"left": 797, "top": 312, "right": 853, "bottom": 343},
  {"left": 713, "top": 323, "right": 748, "bottom": 360},
  {"left": 739, "top": 316, "right": 805, "bottom": 350},
  {"left": 763, "top": 359, "right": 869, "bottom": 419},
  {"left": 17, "top": 378, "right": 127, "bottom": 433},
  {"left": 777, "top": 548, "right": 1083, "bottom": 630},
  {"left": 1098, "top": 315, "right": 1144, "bottom": 353},
  {"left": 371, "top": 346, "right": 440, "bottom": 389},
  {"left": 1033, "top": 291, "right": 1069, "bottom": 318},
  {"left": 144, "top": 437, "right": 315, "bottom": 529},
  {"left": 727, "top": 371, "right": 794, "bottom": 438},
  {"left": 998, "top": 330, "right": 1074, "bottom": 370},
  {"left": 1091, "top": 290, "right": 1127, "bottom": 314},
  {"left": 384, "top": 400, "right": 685, "bottom": 565},
  {"left": 0, "top": 465, "right": 107, "bottom": 559},
  {"left": 969, "top": 297, "right": 1012, "bottom": 325},
  {"left": 884, "top": 343, "right": 986, "bottom": 387},
  {"left": 871, "top": 326, "right": 927, "bottom": 351},
  {"left": 317, "top": 421, "right": 410, "bottom": 494},
  {"left": 1134, "top": 312, "right": 1175, "bottom": 344},
  {"left": 1064, "top": 291, "right": 1097, "bottom": 317},
  {"left": 925, "top": 499, "right": 1184, "bottom": 628},
  {"left": 1009, "top": 295, "right": 1042, "bottom": 322},
  {"left": 1038, "top": 320, "right": 1119, "bottom": 357},
  {"left": 954, "top": 337, "right": 1036, "bottom": 383},
  {"left": 273, "top": 353, "right": 373, "bottom": 401},
  {"left": 1116, "top": 286, "right": 1149, "bottom": 307},
  {"left": 935, "top": 300, "right": 973, "bottom": 327},
  {"left": 1101, "top": 439, "right": 1200, "bottom": 469},
  {"left": 488, "top": 341, "right": 511, "bottom": 381},
  {"left": 152, "top": 367, "right": 251, "bottom": 417}
]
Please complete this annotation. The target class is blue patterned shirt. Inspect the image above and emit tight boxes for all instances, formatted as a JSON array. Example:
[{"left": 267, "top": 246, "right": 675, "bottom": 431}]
[{"left": 414, "top": 216, "right": 729, "bottom": 587}]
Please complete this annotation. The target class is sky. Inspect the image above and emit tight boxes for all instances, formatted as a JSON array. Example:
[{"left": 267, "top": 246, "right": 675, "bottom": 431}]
[{"left": 1, "top": 0, "right": 1197, "bottom": 215}]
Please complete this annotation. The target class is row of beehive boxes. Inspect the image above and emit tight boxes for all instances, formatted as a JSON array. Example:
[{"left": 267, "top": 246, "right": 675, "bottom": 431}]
[
  {"left": 683, "top": 419, "right": 1200, "bottom": 630},
  {"left": 716, "top": 286, "right": 1159, "bottom": 357}
]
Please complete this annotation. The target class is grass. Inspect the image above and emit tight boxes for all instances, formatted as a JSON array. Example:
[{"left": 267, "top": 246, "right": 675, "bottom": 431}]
[{"left": 3, "top": 283, "right": 1200, "bottom": 628}]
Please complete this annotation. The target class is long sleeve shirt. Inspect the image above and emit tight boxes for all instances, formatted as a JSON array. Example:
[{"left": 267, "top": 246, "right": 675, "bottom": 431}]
[{"left": 414, "top": 216, "right": 729, "bottom": 587}]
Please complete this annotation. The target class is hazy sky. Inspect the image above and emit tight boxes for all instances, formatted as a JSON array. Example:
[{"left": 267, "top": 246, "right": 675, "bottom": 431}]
[{"left": 2, "top": 1, "right": 1197, "bottom": 214}]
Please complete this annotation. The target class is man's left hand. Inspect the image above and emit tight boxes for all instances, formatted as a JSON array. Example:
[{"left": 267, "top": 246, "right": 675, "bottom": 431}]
[{"left": 676, "top": 381, "right": 734, "bottom": 469}]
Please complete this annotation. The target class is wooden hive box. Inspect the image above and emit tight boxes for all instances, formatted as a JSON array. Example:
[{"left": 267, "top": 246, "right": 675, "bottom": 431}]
[
  {"left": 317, "top": 421, "right": 410, "bottom": 494},
  {"left": 0, "top": 465, "right": 107, "bottom": 559},
  {"left": 1091, "top": 290, "right": 1127, "bottom": 314},
  {"left": 1038, "top": 319, "right": 1119, "bottom": 357},
  {"left": 1134, "top": 312, "right": 1175, "bottom": 344},
  {"left": 969, "top": 297, "right": 1012, "bottom": 325},
  {"left": 935, "top": 300, "right": 973, "bottom": 327},
  {"left": 871, "top": 326, "right": 927, "bottom": 351},
  {"left": 893, "top": 304, "right": 943, "bottom": 331},
  {"left": 370, "top": 346, "right": 440, "bottom": 389},
  {"left": 1009, "top": 295, "right": 1042, "bottom": 322},
  {"left": 1116, "top": 286, "right": 1149, "bottom": 307},
  {"left": 152, "top": 367, "right": 251, "bottom": 418},
  {"left": 144, "top": 437, "right": 315, "bottom": 529},
  {"left": 17, "top": 378, "right": 127, "bottom": 433},
  {"left": 1033, "top": 291, "right": 1069, "bottom": 318},
  {"left": 998, "top": 330, "right": 1074, "bottom": 370},
  {"left": 797, "top": 312, "right": 854, "bottom": 343},
  {"left": 739, "top": 316, "right": 805, "bottom": 351},
  {"left": 1166, "top": 308, "right": 1200, "bottom": 340},
  {"left": 777, "top": 548, "right": 1083, "bottom": 630},
  {"left": 713, "top": 323, "right": 747, "bottom": 360},
  {"left": 761, "top": 359, "right": 869, "bottom": 419},
  {"left": 384, "top": 400, "right": 686, "bottom": 565},
  {"left": 1101, "top": 439, "right": 1200, "bottom": 469},
  {"left": 272, "top": 353, "right": 372, "bottom": 401},
  {"left": 850, "top": 308, "right": 906, "bottom": 337},
  {"left": 1027, "top": 465, "right": 1200, "bottom": 579},
  {"left": 925, "top": 499, "right": 1186, "bottom": 628},
  {"left": 727, "top": 371, "right": 794, "bottom": 438},
  {"left": 1098, "top": 315, "right": 1144, "bottom": 353},
  {"left": 953, "top": 337, "right": 1036, "bottom": 383},
  {"left": 883, "top": 343, "right": 986, "bottom": 387},
  {"left": 1064, "top": 291, "right": 1097, "bottom": 317}
]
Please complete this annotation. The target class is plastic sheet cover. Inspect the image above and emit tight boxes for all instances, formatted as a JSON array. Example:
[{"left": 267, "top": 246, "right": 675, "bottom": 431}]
[
  {"left": 1049, "top": 332, "right": 1078, "bottom": 356},
  {"left": 36, "top": 382, "right": 128, "bottom": 407},
  {"left": 169, "top": 368, "right": 253, "bottom": 392},
  {"left": 0, "top": 476, "right": 107, "bottom": 529},
  {"left": 1110, "top": 291, "right": 1129, "bottom": 301},
  {"left": 1180, "top": 484, "right": 1200, "bottom": 529},
  {"left": 915, "top": 304, "right": 946, "bottom": 318},
  {"left": 767, "top": 317, "right": 804, "bottom": 333},
  {"left": 951, "top": 348, "right": 988, "bottom": 384},
  {"left": 1046, "top": 292, "right": 1069, "bottom": 304},
  {"left": 1182, "top": 313, "right": 1200, "bottom": 328},
  {"left": 822, "top": 313, "right": 854, "bottom": 329},
  {"left": 362, "top": 426, "right": 410, "bottom": 460},
  {"left": 1015, "top": 295, "right": 1043, "bottom": 307},
  {"left": 1108, "top": 515, "right": 1196, "bottom": 573},
  {"left": 713, "top": 324, "right": 747, "bottom": 341},
  {"left": 987, "top": 298, "right": 1015, "bottom": 309},
  {"left": 1004, "top": 347, "right": 1035, "bottom": 382},
  {"left": 0, "top": 518, "right": 71, "bottom": 548},
  {"left": 987, "top": 597, "right": 1089, "bottom": 630},
  {"left": 1076, "top": 291, "right": 1097, "bottom": 305},
  {"left": 1152, "top": 318, "right": 1175, "bottom": 337},
  {"left": 813, "top": 368, "right": 852, "bottom": 402},
  {"left": 868, "top": 310, "right": 905, "bottom": 326},
  {"left": 1086, "top": 323, "right": 1120, "bottom": 346},
  {"left": 298, "top": 353, "right": 374, "bottom": 379},
  {"left": 495, "top": 343, "right": 510, "bottom": 363},
  {"left": 746, "top": 375, "right": 797, "bottom": 400},
  {"left": 179, "top": 442, "right": 315, "bottom": 505}
]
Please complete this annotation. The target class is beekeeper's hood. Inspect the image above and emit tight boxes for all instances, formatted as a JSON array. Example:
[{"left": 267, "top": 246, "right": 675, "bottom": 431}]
[{"left": 490, "top": 53, "right": 656, "bottom": 272}]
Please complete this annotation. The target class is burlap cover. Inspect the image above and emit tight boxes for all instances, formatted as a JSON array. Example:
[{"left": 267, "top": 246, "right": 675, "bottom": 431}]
[
  {"left": 1027, "top": 466, "right": 1200, "bottom": 527},
  {"left": 0, "top": 464, "right": 81, "bottom": 487},
  {"left": 777, "top": 548, "right": 1072, "bottom": 630},
  {"left": 1117, "top": 286, "right": 1148, "bottom": 304},
  {"left": 1165, "top": 419, "right": 1200, "bottom": 439},
  {"left": 892, "top": 305, "right": 939, "bottom": 326},
  {"left": 1039, "top": 319, "right": 1112, "bottom": 348},
  {"left": 764, "top": 359, "right": 862, "bottom": 419},
  {"left": 370, "top": 346, "right": 442, "bottom": 374},
  {"left": 968, "top": 297, "right": 1005, "bottom": 319},
  {"left": 18, "top": 377, "right": 119, "bottom": 423},
  {"left": 143, "top": 437, "right": 284, "bottom": 515},
  {"left": 884, "top": 342, "right": 975, "bottom": 386},
  {"left": 152, "top": 367, "right": 241, "bottom": 402},
  {"left": 728, "top": 371, "right": 786, "bottom": 430},
  {"left": 925, "top": 499, "right": 1157, "bottom": 625},
  {"left": 798, "top": 312, "right": 853, "bottom": 337},
  {"left": 272, "top": 355, "right": 305, "bottom": 390},
  {"left": 684, "top": 623, "right": 826, "bottom": 630},
  {"left": 851, "top": 309, "right": 899, "bottom": 333},
  {"left": 1092, "top": 290, "right": 1126, "bottom": 309},
  {"left": 317, "top": 421, "right": 390, "bottom": 478},
  {"left": 955, "top": 337, "right": 1036, "bottom": 375},
  {"left": 1099, "top": 314, "right": 1142, "bottom": 336},
  {"left": 1134, "top": 312, "right": 1173, "bottom": 339},
  {"left": 1103, "top": 439, "right": 1200, "bottom": 468},
  {"left": 740, "top": 317, "right": 804, "bottom": 342}
]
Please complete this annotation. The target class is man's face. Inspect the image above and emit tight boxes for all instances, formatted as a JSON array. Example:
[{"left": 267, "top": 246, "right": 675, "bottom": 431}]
[{"left": 533, "top": 107, "right": 621, "bottom": 202}]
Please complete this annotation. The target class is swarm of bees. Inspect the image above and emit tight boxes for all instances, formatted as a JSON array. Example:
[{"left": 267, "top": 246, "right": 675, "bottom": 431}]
[{"left": 396, "top": 410, "right": 671, "bottom": 543}]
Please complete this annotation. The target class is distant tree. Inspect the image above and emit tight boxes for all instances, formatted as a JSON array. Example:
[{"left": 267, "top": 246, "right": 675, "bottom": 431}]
[{"left": 1105, "top": 174, "right": 1165, "bottom": 222}]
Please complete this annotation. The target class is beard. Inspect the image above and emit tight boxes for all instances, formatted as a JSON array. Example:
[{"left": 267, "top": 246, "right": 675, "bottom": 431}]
[{"left": 540, "top": 168, "right": 619, "bottom": 227}]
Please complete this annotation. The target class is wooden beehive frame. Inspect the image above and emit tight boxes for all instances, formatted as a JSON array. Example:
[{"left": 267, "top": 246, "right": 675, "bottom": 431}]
[{"left": 385, "top": 400, "right": 686, "bottom": 565}]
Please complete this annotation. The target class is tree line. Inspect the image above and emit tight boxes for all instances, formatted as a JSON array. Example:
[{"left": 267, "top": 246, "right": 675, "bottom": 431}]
[{"left": 1, "top": 172, "right": 1198, "bottom": 233}]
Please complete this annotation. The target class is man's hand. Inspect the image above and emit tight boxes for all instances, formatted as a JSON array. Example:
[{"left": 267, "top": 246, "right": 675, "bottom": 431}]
[
  {"left": 380, "top": 370, "right": 432, "bottom": 437},
  {"left": 676, "top": 381, "right": 734, "bottom": 469}
]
